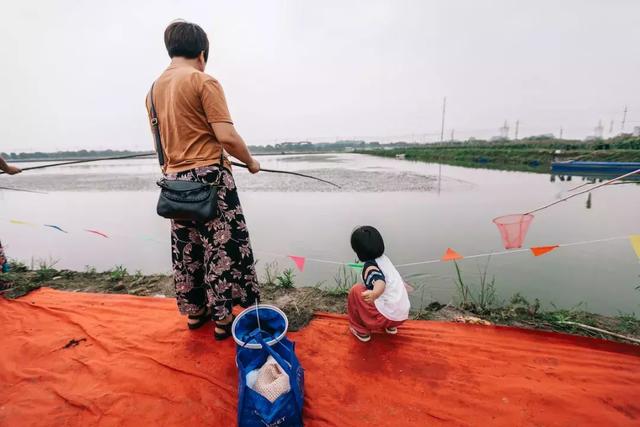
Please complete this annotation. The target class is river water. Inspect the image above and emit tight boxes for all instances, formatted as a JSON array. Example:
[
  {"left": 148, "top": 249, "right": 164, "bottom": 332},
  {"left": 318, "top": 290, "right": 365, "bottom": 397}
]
[{"left": 1, "top": 154, "right": 638, "bottom": 315}]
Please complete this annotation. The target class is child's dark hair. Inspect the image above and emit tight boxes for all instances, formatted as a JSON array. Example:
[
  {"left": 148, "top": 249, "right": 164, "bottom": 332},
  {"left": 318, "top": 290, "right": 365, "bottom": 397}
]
[{"left": 350, "top": 226, "right": 385, "bottom": 261}]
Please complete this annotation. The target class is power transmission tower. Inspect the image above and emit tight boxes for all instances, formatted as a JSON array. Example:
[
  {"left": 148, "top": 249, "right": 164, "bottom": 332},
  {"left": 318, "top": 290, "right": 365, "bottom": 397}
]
[
  {"left": 621, "top": 105, "right": 628, "bottom": 132},
  {"left": 594, "top": 120, "right": 604, "bottom": 139},
  {"left": 440, "top": 97, "right": 447, "bottom": 142},
  {"left": 608, "top": 119, "right": 614, "bottom": 135},
  {"left": 559, "top": 127, "right": 564, "bottom": 139},
  {"left": 515, "top": 120, "right": 520, "bottom": 140},
  {"left": 499, "top": 120, "right": 509, "bottom": 139}
]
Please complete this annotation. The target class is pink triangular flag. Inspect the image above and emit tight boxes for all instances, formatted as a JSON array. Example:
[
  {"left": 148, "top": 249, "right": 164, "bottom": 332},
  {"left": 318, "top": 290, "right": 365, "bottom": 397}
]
[{"left": 288, "top": 255, "right": 306, "bottom": 272}]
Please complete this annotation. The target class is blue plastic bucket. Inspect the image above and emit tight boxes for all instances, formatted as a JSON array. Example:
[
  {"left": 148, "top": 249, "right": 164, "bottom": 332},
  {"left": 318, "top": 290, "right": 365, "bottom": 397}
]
[{"left": 232, "top": 304, "right": 288, "bottom": 349}]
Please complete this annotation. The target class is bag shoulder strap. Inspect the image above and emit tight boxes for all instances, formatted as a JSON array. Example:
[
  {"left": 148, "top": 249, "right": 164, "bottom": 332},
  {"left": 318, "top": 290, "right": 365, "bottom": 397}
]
[{"left": 148, "top": 83, "right": 165, "bottom": 167}]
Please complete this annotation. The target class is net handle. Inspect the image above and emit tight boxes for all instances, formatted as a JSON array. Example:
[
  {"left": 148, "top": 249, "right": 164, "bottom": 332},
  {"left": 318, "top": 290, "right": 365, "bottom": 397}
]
[{"left": 525, "top": 168, "right": 640, "bottom": 215}]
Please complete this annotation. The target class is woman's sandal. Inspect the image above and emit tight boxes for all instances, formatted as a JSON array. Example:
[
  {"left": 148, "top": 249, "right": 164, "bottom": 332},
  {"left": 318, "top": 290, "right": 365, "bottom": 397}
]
[
  {"left": 214, "top": 315, "right": 236, "bottom": 341},
  {"left": 187, "top": 307, "right": 212, "bottom": 330}
]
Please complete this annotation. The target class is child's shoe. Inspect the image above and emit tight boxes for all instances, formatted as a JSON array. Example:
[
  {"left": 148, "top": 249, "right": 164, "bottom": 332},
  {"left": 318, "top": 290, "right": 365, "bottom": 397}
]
[
  {"left": 349, "top": 327, "right": 371, "bottom": 342},
  {"left": 385, "top": 327, "right": 398, "bottom": 334}
]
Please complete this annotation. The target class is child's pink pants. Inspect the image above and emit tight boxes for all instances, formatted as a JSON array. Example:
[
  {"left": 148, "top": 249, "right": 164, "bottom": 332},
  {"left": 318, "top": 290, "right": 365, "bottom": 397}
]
[{"left": 347, "top": 284, "right": 404, "bottom": 334}]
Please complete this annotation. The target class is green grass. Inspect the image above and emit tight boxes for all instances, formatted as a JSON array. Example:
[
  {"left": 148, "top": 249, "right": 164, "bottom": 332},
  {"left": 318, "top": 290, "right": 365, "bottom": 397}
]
[
  {"left": 275, "top": 269, "right": 296, "bottom": 289},
  {"left": 109, "top": 265, "right": 128, "bottom": 282},
  {"left": 361, "top": 135, "right": 640, "bottom": 174},
  {"left": 452, "top": 261, "right": 498, "bottom": 313},
  {"left": 325, "top": 265, "right": 358, "bottom": 297},
  {"left": 261, "top": 261, "right": 280, "bottom": 287}
]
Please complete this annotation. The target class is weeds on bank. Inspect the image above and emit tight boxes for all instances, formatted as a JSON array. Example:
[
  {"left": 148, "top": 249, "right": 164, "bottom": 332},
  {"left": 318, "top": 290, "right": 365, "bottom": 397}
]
[
  {"left": 262, "top": 261, "right": 280, "bottom": 287},
  {"left": 325, "top": 264, "right": 357, "bottom": 297},
  {"left": 109, "top": 265, "right": 128, "bottom": 282},
  {"left": 452, "top": 260, "right": 497, "bottom": 313},
  {"left": 260, "top": 261, "right": 296, "bottom": 290},
  {"left": 276, "top": 269, "right": 295, "bottom": 289},
  {"left": 411, "top": 282, "right": 438, "bottom": 320},
  {"left": 33, "top": 257, "right": 60, "bottom": 282},
  {"left": 9, "top": 260, "right": 28, "bottom": 272}
]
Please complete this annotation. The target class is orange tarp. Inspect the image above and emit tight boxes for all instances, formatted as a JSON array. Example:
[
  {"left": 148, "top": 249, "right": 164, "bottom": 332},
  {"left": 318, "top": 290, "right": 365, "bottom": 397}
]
[{"left": 1, "top": 288, "right": 639, "bottom": 426}]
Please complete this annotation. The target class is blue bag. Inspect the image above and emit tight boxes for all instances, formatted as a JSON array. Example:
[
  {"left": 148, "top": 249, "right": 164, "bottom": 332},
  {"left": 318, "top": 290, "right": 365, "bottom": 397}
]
[{"left": 237, "top": 335, "right": 304, "bottom": 427}]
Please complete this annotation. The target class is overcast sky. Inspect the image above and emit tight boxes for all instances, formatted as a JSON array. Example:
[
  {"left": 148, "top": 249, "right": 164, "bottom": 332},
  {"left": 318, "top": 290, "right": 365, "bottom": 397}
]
[{"left": 1, "top": 0, "right": 639, "bottom": 152}]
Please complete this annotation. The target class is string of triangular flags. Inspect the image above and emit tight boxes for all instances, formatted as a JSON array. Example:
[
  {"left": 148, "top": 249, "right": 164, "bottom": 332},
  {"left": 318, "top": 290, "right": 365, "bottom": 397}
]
[
  {"left": 282, "top": 235, "right": 639, "bottom": 272},
  {"left": 2, "top": 217, "right": 639, "bottom": 274}
]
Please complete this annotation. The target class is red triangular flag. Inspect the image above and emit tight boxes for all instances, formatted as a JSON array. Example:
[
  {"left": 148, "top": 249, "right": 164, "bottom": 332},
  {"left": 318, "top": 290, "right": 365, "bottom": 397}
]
[
  {"left": 288, "top": 255, "right": 306, "bottom": 272},
  {"left": 530, "top": 245, "right": 559, "bottom": 257},
  {"left": 441, "top": 248, "right": 463, "bottom": 261}
]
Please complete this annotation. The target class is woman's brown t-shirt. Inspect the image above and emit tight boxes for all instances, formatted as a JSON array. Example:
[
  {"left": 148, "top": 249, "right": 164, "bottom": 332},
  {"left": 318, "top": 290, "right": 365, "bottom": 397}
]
[{"left": 146, "top": 64, "right": 232, "bottom": 174}]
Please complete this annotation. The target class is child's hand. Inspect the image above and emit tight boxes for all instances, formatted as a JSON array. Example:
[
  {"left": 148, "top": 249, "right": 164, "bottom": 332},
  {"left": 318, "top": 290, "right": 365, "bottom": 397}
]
[{"left": 361, "top": 290, "right": 379, "bottom": 304}]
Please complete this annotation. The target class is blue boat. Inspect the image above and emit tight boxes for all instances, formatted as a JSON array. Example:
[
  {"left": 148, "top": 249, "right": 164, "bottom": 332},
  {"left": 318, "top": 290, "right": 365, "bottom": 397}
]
[{"left": 551, "top": 161, "right": 640, "bottom": 175}]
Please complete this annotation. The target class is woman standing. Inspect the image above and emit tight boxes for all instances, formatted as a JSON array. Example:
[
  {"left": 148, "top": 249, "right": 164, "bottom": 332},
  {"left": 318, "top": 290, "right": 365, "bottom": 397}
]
[
  {"left": 0, "top": 157, "right": 22, "bottom": 272},
  {"left": 146, "top": 21, "right": 260, "bottom": 339}
]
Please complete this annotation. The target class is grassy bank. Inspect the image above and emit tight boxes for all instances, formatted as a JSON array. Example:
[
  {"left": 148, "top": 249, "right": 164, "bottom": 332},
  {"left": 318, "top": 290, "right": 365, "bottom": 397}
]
[
  {"left": 361, "top": 135, "right": 640, "bottom": 173},
  {"left": 2, "top": 260, "right": 638, "bottom": 344}
]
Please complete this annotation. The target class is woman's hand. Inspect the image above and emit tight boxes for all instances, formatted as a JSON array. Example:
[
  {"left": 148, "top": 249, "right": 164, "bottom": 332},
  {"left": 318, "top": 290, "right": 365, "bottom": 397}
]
[
  {"left": 247, "top": 159, "right": 260, "bottom": 174},
  {"left": 5, "top": 165, "right": 21, "bottom": 175},
  {"left": 361, "top": 289, "right": 380, "bottom": 304}
]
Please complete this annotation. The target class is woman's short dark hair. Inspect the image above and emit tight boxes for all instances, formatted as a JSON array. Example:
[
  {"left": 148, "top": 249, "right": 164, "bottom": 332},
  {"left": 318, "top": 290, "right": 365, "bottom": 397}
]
[
  {"left": 164, "top": 20, "right": 209, "bottom": 62},
  {"left": 351, "top": 226, "right": 385, "bottom": 261}
]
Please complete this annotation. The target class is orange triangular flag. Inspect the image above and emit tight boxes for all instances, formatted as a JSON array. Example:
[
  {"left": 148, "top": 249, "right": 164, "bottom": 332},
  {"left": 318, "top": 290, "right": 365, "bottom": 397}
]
[
  {"left": 441, "top": 248, "right": 463, "bottom": 261},
  {"left": 530, "top": 245, "right": 559, "bottom": 257},
  {"left": 288, "top": 255, "right": 306, "bottom": 272}
]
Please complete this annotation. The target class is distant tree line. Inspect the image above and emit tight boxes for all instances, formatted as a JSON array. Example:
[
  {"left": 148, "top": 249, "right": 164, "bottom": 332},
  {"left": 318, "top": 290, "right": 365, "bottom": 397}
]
[
  {"left": 4, "top": 135, "right": 639, "bottom": 159},
  {"left": 1, "top": 149, "right": 148, "bottom": 160}
]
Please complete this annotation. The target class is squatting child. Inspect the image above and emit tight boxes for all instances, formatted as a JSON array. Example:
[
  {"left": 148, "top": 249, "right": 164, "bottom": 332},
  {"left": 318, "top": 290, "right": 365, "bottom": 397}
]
[{"left": 347, "top": 225, "right": 410, "bottom": 342}]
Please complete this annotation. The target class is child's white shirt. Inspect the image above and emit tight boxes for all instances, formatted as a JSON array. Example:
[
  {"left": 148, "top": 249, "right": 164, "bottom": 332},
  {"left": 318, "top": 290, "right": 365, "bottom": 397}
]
[{"left": 374, "top": 255, "right": 410, "bottom": 321}]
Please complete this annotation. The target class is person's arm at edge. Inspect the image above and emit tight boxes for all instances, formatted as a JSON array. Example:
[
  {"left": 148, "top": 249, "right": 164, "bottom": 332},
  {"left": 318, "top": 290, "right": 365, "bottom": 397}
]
[
  {"left": 211, "top": 122, "right": 260, "bottom": 174},
  {"left": 0, "top": 157, "right": 21, "bottom": 175}
]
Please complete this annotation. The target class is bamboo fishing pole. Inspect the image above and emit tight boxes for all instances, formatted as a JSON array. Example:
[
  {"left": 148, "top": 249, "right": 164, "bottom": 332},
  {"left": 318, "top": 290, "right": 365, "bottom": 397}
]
[
  {"left": 0, "top": 153, "right": 155, "bottom": 174},
  {"left": 0, "top": 152, "right": 342, "bottom": 188}
]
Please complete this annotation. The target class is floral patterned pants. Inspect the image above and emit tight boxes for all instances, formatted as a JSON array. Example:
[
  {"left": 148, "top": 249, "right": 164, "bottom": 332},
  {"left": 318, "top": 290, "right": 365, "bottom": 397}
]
[{"left": 168, "top": 165, "right": 260, "bottom": 320}]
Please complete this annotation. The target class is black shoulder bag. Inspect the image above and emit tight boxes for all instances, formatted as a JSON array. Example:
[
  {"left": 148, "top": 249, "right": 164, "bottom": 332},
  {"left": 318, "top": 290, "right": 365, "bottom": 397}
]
[{"left": 148, "top": 83, "right": 222, "bottom": 222}]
